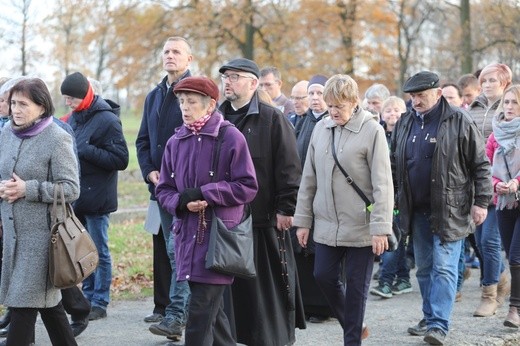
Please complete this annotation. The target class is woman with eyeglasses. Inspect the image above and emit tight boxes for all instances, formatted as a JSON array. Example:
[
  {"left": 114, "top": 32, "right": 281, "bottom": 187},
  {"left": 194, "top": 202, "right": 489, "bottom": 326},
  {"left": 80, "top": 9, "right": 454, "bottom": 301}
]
[
  {"left": 294, "top": 74, "right": 394, "bottom": 345},
  {"left": 156, "top": 76, "right": 257, "bottom": 345}
]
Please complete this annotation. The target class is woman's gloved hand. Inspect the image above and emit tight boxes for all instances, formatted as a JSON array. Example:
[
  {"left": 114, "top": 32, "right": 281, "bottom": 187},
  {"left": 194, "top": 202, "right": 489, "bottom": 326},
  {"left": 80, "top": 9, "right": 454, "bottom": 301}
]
[{"left": 177, "top": 188, "right": 204, "bottom": 212}]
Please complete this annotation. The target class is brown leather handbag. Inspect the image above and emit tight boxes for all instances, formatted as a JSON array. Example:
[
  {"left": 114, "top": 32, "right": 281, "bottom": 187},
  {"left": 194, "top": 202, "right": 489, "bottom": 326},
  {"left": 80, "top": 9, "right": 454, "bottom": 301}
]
[{"left": 49, "top": 183, "right": 99, "bottom": 288}]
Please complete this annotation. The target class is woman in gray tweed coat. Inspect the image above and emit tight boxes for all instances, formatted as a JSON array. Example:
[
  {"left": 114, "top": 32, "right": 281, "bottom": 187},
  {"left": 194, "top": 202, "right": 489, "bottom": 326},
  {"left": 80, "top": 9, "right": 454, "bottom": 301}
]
[{"left": 0, "top": 78, "right": 79, "bottom": 345}]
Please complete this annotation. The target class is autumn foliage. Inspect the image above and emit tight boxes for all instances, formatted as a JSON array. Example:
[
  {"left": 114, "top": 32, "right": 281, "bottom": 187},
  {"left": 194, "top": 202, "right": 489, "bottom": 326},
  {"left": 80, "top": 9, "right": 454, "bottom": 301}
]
[{"left": 2, "top": 0, "right": 520, "bottom": 109}]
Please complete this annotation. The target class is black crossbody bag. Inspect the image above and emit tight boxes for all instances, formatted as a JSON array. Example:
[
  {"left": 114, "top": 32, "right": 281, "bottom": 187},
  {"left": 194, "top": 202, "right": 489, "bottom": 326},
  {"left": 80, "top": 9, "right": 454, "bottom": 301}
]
[
  {"left": 330, "top": 129, "right": 400, "bottom": 251},
  {"left": 204, "top": 125, "right": 256, "bottom": 279}
]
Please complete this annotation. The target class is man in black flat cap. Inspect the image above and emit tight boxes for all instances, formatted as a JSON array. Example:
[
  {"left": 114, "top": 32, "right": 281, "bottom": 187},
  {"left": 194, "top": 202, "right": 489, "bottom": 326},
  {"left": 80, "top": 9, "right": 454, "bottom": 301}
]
[
  {"left": 390, "top": 71, "right": 492, "bottom": 345},
  {"left": 218, "top": 58, "right": 306, "bottom": 346}
]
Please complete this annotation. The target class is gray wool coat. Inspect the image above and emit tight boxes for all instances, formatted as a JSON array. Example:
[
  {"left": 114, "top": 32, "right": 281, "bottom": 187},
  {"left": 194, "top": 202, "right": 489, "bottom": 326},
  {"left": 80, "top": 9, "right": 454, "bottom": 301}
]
[{"left": 0, "top": 121, "right": 79, "bottom": 308}]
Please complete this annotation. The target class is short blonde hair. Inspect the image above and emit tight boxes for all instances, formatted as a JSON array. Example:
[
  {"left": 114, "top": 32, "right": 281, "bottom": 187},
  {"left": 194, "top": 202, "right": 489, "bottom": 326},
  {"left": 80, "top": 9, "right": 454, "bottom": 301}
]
[
  {"left": 323, "top": 74, "right": 359, "bottom": 105},
  {"left": 479, "top": 63, "right": 512, "bottom": 88},
  {"left": 382, "top": 96, "right": 406, "bottom": 113}
]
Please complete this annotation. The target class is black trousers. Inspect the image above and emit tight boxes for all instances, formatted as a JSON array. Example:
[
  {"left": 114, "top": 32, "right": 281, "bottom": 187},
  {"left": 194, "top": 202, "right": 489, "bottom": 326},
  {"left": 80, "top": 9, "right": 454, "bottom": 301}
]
[
  {"left": 314, "top": 244, "right": 374, "bottom": 346},
  {"left": 7, "top": 302, "right": 77, "bottom": 346},
  {"left": 61, "top": 286, "right": 90, "bottom": 321},
  {"left": 185, "top": 282, "right": 234, "bottom": 346},
  {"left": 152, "top": 227, "right": 172, "bottom": 316}
]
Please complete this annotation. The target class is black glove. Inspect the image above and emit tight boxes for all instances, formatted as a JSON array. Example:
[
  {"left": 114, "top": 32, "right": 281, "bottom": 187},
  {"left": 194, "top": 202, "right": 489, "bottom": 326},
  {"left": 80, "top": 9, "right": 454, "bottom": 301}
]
[{"left": 177, "top": 188, "right": 204, "bottom": 212}]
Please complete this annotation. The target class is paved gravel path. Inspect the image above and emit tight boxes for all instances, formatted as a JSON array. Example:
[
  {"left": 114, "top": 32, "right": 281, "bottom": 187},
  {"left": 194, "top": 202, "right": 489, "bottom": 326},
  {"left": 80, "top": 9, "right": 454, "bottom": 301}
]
[{"left": 30, "top": 265, "right": 520, "bottom": 345}]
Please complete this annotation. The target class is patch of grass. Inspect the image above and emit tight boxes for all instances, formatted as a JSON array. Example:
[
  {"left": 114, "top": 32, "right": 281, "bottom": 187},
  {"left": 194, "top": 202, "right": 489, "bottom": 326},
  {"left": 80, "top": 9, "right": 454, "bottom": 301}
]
[
  {"left": 118, "top": 177, "right": 149, "bottom": 210},
  {"left": 110, "top": 111, "right": 156, "bottom": 299},
  {"left": 109, "top": 216, "right": 154, "bottom": 300},
  {"left": 121, "top": 113, "right": 142, "bottom": 172}
]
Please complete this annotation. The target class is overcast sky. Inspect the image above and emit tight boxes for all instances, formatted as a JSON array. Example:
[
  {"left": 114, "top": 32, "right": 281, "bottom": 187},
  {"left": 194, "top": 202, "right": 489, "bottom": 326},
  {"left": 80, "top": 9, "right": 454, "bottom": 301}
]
[{"left": 0, "top": 0, "right": 53, "bottom": 78}]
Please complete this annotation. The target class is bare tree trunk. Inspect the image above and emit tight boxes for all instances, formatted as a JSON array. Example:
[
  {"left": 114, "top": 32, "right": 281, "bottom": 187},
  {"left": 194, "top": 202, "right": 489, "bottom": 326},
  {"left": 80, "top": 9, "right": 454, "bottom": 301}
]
[
  {"left": 337, "top": 0, "right": 357, "bottom": 75},
  {"left": 20, "top": 0, "right": 31, "bottom": 75},
  {"left": 243, "top": 0, "right": 255, "bottom": 60},
  {"left": 460, "top": 0, "right": 472, "bottom": 74}
]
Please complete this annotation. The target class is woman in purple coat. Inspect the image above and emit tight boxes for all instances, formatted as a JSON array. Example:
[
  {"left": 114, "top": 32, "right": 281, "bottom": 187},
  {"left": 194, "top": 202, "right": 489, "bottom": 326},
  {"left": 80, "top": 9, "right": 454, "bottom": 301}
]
[{"left": 155, "top": 76, "right": 258, "bottom": 346}]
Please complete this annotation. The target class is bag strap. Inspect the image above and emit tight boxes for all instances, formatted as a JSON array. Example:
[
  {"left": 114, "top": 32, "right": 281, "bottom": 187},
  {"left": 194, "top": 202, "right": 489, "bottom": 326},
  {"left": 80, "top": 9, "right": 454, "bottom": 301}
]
[
  {"left": 51, "top": 183, "right": 68, "bottom": 226},
  {"left": 503, "top": 154, "right": 514, "bottom": 181},
  {"left": 330, "top": 129, "right": 372, "bottom": 208},
  {"left": 210, "top": 125, "right": 230, "bottom": 182}
]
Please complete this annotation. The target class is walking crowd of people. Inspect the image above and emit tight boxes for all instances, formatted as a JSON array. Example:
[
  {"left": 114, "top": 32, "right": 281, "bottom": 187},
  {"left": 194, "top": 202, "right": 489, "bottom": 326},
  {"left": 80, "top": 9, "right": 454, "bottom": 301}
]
[{"left": 0, "top": 34, "right": 518, "bottom": 346}]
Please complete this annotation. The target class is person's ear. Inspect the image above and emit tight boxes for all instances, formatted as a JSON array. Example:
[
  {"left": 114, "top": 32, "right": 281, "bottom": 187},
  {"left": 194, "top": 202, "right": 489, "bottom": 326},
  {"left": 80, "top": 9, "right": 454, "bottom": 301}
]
[
  {"left": 250, "top": 78, "right": 259, "bottom": 91},
  {"left": 207, "top": 99, "right": 217, "bottom": 113}
]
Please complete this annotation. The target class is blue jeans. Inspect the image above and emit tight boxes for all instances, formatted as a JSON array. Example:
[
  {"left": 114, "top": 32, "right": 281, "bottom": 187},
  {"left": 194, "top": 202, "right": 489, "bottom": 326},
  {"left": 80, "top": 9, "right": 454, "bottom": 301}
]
[
  {"left": 158, "top": 205, "right": 190, "bottom": 324},
  {"left": 474, "top": 206, "right": 505, "bottom": 285},
  {"left": 82, "top": 214, "right": 111, "bottom": 309},
  {"left": 412, "top": 211, "right": 462, "bottom": 333},
  {"left": 379, "top": 236, "right": 410, "bottom": 285},
  {"left": 496, "top": 208, "right": 520, "bottom": 265},
  {"left": 456, "top": 241, "right": 465, "bottom": 291}
]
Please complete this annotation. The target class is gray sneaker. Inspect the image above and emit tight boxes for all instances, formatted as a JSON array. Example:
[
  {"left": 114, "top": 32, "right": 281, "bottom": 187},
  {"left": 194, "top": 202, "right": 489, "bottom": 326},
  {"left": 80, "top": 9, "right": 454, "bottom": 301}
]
[
  {"left": 149, "top": 319, "right": 183, "bottom": 341},
  {"left": 424, "top": 327, "right": 446, "bottom": 345},
  {"left": 143, "top": 313, "right": 164, "bottom": 323},
  {"left": 408, "top": 319, "right": 427, "bottom": 336},
  {"left": 370, "top": 282, "right": 393, "bottom": 298},
  {"left": 392, "top": 279, "right": 412, "bottom": 295}
]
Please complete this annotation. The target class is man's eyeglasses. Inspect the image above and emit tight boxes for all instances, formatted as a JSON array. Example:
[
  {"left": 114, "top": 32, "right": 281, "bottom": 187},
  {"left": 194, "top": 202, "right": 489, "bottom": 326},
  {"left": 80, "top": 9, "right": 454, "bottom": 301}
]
[
  {"left": 220, "top": 73, "right": 253, "bottom": 82},
  {"left": 290, "top": 95, "right": 308, "bottom": 101}
]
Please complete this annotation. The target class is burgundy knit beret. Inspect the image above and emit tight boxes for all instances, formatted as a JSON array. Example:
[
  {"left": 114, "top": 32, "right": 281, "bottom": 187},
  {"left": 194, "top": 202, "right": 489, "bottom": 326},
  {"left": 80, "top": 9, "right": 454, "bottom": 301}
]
[{"left": 173, "top": 76, "right": 219, "bottom": 101}]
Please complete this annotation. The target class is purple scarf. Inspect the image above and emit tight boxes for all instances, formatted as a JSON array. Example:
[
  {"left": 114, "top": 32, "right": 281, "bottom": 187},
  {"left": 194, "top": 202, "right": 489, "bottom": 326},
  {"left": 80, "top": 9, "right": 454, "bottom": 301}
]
[{"left": 11, "top": 116, "right": 53, "bottom": 139}]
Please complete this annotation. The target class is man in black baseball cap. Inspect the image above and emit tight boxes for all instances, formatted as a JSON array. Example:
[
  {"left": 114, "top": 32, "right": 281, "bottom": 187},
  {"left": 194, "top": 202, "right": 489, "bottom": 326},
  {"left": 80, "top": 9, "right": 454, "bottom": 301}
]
[{"left": 390, "top": 70, "right": 492, "bottom": 345}]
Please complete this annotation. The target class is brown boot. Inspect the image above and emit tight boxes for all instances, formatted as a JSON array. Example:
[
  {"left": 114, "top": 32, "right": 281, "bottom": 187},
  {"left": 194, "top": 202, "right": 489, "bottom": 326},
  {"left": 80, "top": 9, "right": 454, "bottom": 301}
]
[
  {"left": 361, "top": 323, "right": 369, "bottom": 340},
  {"left": 473, "top": 284, "right": 498, "bottom": 317},
  {"left": 504, "top": 306, "right": 520, "bottom": 328},
  {"left": 497, "top": 270, "right": 511, "bottom": 307},
  {"left": 506, "top": 265, "right": 520, "bottom": 328}
]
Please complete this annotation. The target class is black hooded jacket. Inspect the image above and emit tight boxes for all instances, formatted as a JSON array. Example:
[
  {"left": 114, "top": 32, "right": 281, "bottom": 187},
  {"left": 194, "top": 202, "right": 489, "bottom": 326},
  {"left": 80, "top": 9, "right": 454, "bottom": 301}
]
[{"left": 68, "top": 95, "right": 129, "bottom": 214}]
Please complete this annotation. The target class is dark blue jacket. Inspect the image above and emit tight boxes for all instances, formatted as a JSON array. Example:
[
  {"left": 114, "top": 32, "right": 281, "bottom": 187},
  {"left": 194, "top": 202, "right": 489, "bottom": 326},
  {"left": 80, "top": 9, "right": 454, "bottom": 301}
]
[
  {"left": 294, "top": 109, "right": 328, "bottom": 170},
  {"left": 136, "top": 72, "right": 191, "bottom": 198},
  {"left": 67, "top": 96, "right": 129, "bottom": 214}
]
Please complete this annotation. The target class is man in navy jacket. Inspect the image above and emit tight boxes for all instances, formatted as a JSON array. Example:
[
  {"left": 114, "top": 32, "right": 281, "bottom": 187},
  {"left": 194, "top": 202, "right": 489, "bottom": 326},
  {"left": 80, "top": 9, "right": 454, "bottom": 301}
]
[{"left": 135, "top": 36, "right": 192, "bottom": 342}]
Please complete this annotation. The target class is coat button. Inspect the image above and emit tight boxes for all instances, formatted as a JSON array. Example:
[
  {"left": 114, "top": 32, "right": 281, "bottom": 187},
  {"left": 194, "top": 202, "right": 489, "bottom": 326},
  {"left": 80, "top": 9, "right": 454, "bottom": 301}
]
[{"left": 185, "top": 275, "right": 190, "bottom": 279}]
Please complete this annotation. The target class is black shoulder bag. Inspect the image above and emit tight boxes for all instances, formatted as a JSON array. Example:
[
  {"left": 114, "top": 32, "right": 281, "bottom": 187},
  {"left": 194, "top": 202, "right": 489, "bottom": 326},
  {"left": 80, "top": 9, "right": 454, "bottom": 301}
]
[
  {"left": 330, "top": 129, "right": 400, "bottom": 251},
  {"left": 205, "top": 125, "right": 256, "bottom": 279}
]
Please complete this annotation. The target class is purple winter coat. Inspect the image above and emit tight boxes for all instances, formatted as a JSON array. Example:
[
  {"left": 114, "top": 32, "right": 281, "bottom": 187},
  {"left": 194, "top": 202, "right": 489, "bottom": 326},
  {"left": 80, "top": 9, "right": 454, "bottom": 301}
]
[{"left": 156, "top": 111, "right": 258, "bottom": 285}]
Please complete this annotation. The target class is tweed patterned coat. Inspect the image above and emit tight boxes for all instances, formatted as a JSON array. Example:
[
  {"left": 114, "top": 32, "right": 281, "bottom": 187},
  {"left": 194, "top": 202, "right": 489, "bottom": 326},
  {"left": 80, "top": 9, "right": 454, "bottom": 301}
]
[{"left": 0, "top": 122, "right": 79, "bottom": 308}]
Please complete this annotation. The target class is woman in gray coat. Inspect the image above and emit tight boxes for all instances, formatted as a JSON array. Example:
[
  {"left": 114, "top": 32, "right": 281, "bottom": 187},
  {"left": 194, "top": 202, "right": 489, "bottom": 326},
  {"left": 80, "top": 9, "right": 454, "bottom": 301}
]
[
  {"left": 294, "top": 75, "right": 393, "bottom": 346},
  {"left": 0, "top": 78, "right": 79, "bottom": 346}
]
